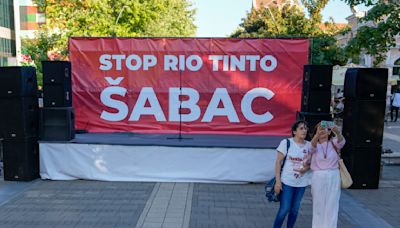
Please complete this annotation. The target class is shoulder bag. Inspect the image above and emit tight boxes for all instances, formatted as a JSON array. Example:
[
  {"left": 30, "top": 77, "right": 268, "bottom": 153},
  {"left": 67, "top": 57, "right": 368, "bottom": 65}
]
[
  {"left": 265, "top": 139, "right": 290, "bottom": 202},
  {"left": 332, "top": 142, "right": 353, "bottom": 189}
]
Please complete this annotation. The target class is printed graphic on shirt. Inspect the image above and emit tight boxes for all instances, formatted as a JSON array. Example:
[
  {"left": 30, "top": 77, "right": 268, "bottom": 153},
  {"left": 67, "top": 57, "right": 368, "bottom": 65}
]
[
  {"left": 277, "top": 138, "right": 312, "bottom": 187},
  {"left": 290, "top": 148, "right": 308, "bottom": 179}
]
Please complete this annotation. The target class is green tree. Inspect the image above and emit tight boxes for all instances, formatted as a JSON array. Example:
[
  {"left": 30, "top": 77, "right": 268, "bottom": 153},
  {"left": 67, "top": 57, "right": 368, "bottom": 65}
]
[
  {"left": 231, "top": 5, "right": 313, "bottom": 38},
  {"left": 21, "top": 29, "right": 64, "bottom": 86},
  {"left": 231, "top": 5, "right": 348, "bottom": 65},
  {"left": 301, "top": 0, "right": 330, "bottom": 32},
  {"left": 22, "top": 0, "right": 196, "bottom": 85},
  {"left": 342, "top": 0, "right": 400, "bottom": 65}
]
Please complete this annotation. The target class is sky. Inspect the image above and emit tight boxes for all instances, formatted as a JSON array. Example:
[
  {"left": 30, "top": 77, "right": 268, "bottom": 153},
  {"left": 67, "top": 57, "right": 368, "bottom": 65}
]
[{"left": 192, "top": 0, "right": 369, "bottom": 37}]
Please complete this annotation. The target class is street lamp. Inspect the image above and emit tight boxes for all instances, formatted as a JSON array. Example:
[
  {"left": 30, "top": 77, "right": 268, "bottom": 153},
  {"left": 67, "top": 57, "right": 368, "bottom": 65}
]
[{"left": 113, "top": 5, "right": 128, "bottom": 37}]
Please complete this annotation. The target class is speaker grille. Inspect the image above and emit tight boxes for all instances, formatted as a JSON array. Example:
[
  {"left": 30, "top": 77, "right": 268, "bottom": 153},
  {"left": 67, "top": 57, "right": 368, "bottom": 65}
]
[
  {"left": 0, "top": 66, "right": 38, "bottom": 97},
  {"left": 42, "top": 61, "right": 72, "bottom": 108},
  {"left": 0, "top": 97, "right": 39, "bottom": 139},
  {"left": 342, "top": 100, "right": 385, "bottom": 146},
  {"left": 2, "top": 138, "right": 39, "bottom": 181},
  {"left": 40, "top": 107, "right": 75, "bottom": 141},
  {"left": 303, "top": 65, "right": 333, "bottom": 91},
  {"left": 341, "top": 144, "right": 381, "bottom": 189},
  {"left": 344, "top": 68, "right": 388, "bottom": 100}
]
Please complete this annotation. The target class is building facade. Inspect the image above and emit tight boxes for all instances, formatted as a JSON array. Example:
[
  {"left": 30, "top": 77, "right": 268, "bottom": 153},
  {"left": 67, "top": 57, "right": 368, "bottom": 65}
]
[
  {"left": 0, "top": 0, "right": 43, "bottom": 66},
  {"left": 19, "top": 0, "right": 45, "bottom": 39},
  {"left": 336, "top": 9, "right": 400, "bottom": 84},
  {"left": 0, "top": 0, "right": 19, "bottom": 66}
]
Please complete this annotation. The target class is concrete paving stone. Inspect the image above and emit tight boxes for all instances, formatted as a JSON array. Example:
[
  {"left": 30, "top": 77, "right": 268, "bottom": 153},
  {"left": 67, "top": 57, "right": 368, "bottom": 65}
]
[
  {"left": 79, "top": 215, "right": 100, "bottom": 222},
  {"left": 243, "top": 208, "right": 265, "bottom": 216},
  {"left": 214, "top": 202, "right": 231, "bottom": 208},
  {"left": 53, "top": 225, "right": 76, "bottom": 228},
  {"left": 165, "top": 212, "right": 185, "bottom": 218},
  {"left": 150, "top": 206, "right": 169, "bottom": 211},
  {"left": 13, "top": 225, "right": 36, "bottom": 228},
  {"left": 168, "top": 205, "right": 186, "bottom": 210},
  {"left": 195, "top": 201, "right": 214, "bottom": 207},
  {"left": 147, "top": 211, "right": 167, "bottom": 217},
  {"left": 0, "top": 181, "right": 153, "bottom": 227},
  {"left": 163, "top": 217, "right": 183, "bottom": 223},
  {"left": 119, "top": 205, "right": 142, "bottom": 211},
  {"left": 144, "top": 216, "right": 165, "bottom": 223},
  {"left": 141, "top": 222, "right": 163, "bottom": 228},
  {"left": 73, "top": 221, "right": 98, "bottom": 228},
  {"left": 95, "top": 220, "right": 120, "bottom": 227},
  {"left": 226, "top": 208, "right": 246, "bottom": 216},
  {"left": 162, "top": 223, "right": 182, "bottom": 228},
  {"left": 192, "top": 220, "right": 216, "bottom": 228},
  {"left": 189, "top": 209, "right": 208, "bottom": 217},
  {"left": 31, "top": 225, "right": 57, "bottom": 228},
  {"left": 147, "top": 207, "right": 168, "bottom": 213}
]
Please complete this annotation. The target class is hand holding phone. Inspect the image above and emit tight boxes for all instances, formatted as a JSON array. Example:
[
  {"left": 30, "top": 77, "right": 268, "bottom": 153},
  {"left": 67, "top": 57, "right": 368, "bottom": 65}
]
[{"left": 321, "top": 121, "right": 334, "bottom": 129}]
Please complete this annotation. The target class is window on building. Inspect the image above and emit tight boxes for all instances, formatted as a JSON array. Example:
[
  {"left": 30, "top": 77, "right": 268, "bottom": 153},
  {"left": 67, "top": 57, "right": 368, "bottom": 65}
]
[
  {"left": 0, "top": 0, "right": 14, "bottom": 29},
  {"left": 393, "top": 58, "right": 400, "bottom": 76}
]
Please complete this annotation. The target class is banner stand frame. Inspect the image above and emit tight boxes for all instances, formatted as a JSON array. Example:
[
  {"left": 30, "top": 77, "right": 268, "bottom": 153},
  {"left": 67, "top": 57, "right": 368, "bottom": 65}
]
[{"left": 167, "top": 70, "right": 193, "bottom": 141}]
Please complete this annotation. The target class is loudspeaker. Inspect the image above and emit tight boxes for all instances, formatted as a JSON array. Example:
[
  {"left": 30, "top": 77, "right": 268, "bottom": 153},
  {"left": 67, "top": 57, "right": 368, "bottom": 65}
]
[
  {"left": 42, "top": 61, "right": 71, "bottom": 84},
  {"left": 341, "top": 144, "right": 381, "bottom": 189},
  {"left": 40, "top": 107, "right": 75, "bottom": 141},
  {"left": 297, "top": 112, "right": 332, "bottom": 139},
  {"left": 303, "top": 65, "right": 333, "bottom": 91},
  {"left": 42, "top": 61, "right": 72, "bottom": 107},
  {"left": 2, "top": 138, "right": 39, "bottom": 181},
  {"left": 301, "top": 90, "right": 331, "bottom": 113},
  {"left": 0, "top": 97, "right": 39, "bottom": 139},
  {"left": 0, "top": 66, "right": 38, "bottom": 97},
  {"left": 344, "top": 68, "right": 388, "bottom": 100},
  {"left": 342, "top": 100, "right": 385, "bottom": 146},
  {"left": 43, "top": 84, "right": 72, "bottom": 107}
]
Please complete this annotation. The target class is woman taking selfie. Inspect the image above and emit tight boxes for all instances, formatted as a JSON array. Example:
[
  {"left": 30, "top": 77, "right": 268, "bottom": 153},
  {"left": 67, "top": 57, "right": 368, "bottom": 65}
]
[
  {"left": 310, "top": 121, "right": 346, "bottom": 228},
  {"left": 273, "top": 120, "right": 311, "bottom": 228}
]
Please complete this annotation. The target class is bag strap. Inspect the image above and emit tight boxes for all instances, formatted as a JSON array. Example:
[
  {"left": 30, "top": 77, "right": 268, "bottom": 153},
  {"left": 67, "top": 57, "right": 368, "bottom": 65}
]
[
  {"left": 331, "top": 141, "right": 341, "bottom": 158},
  {"left": 280, "top": 139, "right": 290, "bottom": 173}
]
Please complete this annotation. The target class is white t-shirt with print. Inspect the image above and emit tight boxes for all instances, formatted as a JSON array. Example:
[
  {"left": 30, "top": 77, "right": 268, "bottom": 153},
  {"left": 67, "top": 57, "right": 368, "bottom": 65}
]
[{"left": 277, "top": 138, "right": 312, "bottom": 187}]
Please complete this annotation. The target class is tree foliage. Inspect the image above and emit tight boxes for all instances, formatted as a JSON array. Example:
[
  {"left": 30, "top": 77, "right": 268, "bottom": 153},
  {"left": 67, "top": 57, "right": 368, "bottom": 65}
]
[
  {"left": 301, "top": 0, "right": 330, "bottom": 29},
  {"left": 231, "top": 4, "right": 348, "bottom": 65},
  {"left": 342, "top": 0, "right": 400, "bottom": 65},
  {"left": 21, "top": 0, "right": 196, "bottom": 85},
  {"left": 21, "top": 29, "right": 64, "bottom": 86},
  {"left": 231, "top": 5, "right": 314, "bottom": 38}
]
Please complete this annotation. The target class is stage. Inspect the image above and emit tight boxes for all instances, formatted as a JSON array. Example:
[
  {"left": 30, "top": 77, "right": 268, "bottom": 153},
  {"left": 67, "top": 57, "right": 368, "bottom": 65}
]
[{"left": 39, "top": 133, "right": 283, "bottom": 183}]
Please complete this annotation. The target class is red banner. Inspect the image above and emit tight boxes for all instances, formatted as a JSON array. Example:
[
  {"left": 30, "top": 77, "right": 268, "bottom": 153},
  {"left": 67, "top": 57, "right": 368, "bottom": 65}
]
[{"left": 69, "top": 38, "right": 308, "bottom": 135}]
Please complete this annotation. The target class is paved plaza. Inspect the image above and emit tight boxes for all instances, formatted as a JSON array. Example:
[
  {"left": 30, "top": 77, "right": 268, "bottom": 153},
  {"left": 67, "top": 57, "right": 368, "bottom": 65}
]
[{"left": 0, "top": 121, "right": 399, "bottom": 228}]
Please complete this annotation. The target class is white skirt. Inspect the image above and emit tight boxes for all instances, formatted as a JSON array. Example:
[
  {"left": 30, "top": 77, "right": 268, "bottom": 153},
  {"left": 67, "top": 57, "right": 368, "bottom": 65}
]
[{"left": 311, "top": 169, "right": 341, "bottom": 228}]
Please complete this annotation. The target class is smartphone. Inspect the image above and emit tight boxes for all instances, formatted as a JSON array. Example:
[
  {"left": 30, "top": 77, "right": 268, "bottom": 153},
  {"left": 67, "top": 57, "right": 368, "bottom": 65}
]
[{"left": 321, "top": 120, "right": 334, "bottom": 129}]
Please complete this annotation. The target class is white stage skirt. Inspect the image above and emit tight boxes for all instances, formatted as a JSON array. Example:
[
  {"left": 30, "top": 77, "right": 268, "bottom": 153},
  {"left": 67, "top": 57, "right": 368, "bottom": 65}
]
[{"left": 39, "top": 143, "right": 276, "bottom": 183}]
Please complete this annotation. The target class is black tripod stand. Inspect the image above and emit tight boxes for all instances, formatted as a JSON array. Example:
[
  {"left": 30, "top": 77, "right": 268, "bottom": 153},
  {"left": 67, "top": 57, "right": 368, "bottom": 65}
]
[{"left": 167, "top": 70, "right": 192, "bottom": 141}]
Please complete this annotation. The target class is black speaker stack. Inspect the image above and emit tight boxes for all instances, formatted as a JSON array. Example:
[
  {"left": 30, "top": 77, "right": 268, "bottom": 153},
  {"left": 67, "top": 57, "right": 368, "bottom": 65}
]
[
  {"left": 297, "top": 65, "right": 333, "bottom": 139},
  {"left": 41, "top": 61, "right": 75, "bottom": 141},
  {"left": 0, "top": 67, "right": 39, "bottom": 181},
  {"left": 342, "top": 68, "right": 388, "bottom": 189}
]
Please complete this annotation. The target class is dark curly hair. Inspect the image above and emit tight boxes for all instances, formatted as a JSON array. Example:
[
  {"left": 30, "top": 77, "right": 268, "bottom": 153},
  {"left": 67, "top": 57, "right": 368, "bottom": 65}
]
[{"left": 291, "top": 120, "right": 308, "bottom": 137}]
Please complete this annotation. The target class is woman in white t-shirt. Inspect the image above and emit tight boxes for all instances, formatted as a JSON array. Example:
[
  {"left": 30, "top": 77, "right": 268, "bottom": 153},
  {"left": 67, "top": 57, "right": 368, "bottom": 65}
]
[{"left": 273, "top": 120, "right": 312, "bottom": 228}]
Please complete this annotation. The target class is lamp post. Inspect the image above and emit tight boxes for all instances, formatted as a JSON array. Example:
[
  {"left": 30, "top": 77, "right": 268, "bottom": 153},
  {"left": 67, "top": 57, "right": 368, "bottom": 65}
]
[{"left": 113, "top": 5, "right": 128, "bottom": 37}]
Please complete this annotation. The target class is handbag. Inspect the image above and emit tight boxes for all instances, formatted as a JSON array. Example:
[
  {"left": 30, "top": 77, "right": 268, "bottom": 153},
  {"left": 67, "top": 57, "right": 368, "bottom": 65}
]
[
  {"left": 338, "top": 159, "right": 353, "bottom": 188},
  {"left": 332, "top": 142, "right": 353, "bottom": 188},
  {"left": 265, "top": 139, "right": 290, "bottom": 202}
]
